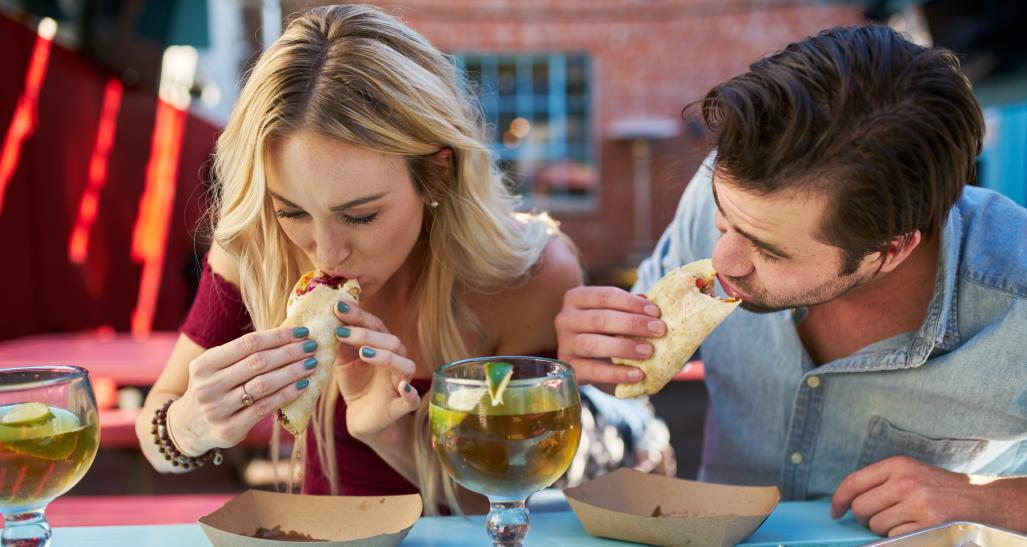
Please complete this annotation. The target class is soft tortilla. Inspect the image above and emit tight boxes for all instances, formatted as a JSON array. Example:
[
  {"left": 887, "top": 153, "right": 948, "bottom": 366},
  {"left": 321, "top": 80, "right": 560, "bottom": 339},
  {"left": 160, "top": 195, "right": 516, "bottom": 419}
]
[
  {"left": 277, "top": 275, "right": 360, "bottom": 435},
  {"left": 614, "top": 259, "right": 739, "bottom": 399}
]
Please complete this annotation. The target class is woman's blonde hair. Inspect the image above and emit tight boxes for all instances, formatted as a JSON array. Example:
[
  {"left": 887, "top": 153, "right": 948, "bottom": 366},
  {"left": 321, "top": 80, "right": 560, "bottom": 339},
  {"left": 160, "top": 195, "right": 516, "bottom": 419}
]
[{"left": 211, "top": 4, "right": 555, "bottom": 513}]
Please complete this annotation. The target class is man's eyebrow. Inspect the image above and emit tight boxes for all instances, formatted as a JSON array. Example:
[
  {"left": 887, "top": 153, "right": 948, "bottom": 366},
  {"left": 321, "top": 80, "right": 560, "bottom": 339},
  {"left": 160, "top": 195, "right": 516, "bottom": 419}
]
[
  {"left": 711, "top": 181, "right": 794, "bottom": 259},
  {"left": 269, "top": 191, "right": 387, "bottom": 212}
]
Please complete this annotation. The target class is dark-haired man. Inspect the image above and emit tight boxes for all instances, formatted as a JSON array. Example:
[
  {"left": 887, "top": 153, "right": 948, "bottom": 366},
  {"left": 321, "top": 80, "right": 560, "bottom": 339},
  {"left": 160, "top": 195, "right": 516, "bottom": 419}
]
[{"left": 557, "top": 26, "right": 1026, "bottom": 536}]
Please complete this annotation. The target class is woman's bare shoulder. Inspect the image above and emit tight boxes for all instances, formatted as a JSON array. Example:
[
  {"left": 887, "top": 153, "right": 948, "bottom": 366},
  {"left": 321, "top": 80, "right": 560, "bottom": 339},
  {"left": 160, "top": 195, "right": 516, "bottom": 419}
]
[
  {"left": 207, "top": 241, "right": 242, "bottom": 286},
  {"left": 484, "top": 236, "right": 583, "bottom": 354},
  {"left": 531, "top": 236, "right": 582, "bottom": 298}
]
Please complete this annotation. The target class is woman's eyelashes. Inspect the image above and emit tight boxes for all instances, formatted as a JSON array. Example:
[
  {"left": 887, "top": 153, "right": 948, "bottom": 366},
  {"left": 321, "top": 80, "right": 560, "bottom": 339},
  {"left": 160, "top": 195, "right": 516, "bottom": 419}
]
[
  {"left": 344, "top": 212, "right": 378, "bottom": 225},
  {"left": 275, "top": 208, "right": 307, "bottom": 220},
  {"left": 273, "top": 208, "right": 379, "bottom": 226}
]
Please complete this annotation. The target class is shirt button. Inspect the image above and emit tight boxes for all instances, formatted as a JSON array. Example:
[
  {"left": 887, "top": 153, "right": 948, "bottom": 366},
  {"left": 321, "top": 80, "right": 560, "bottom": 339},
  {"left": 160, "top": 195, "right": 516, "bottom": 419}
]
[
  {"left": 790, "top": 452, "right": 803, "bottom": 465},
  {"left": 806, "top": 376, "right": 821, "bottom": 388}
]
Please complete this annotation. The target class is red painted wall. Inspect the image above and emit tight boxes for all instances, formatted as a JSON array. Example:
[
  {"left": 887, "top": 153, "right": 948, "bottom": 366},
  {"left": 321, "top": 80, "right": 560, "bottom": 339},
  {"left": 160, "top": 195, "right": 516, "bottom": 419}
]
[{"left": 0, "top": 15, "right": 217, "bottom": 341}]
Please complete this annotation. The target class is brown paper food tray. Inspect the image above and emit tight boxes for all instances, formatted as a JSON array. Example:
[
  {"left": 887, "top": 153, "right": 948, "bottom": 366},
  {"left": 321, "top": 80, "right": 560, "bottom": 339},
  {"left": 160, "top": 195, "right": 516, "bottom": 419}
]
[
  {"left": 198, "top": 490, "right": 421, "bottom": 546},
  {"left": 865, "top": 521, "right": 1027, "bottom": 546},
  {"left": 565, "top": 468, "right": 780, "bottom": 547}
]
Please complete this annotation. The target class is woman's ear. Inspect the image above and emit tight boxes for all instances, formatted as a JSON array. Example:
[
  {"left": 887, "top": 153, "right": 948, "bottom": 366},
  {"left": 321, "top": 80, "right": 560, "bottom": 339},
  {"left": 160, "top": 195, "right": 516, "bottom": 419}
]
[{"left": 429, "top": 147, "right": 454, "bottom": 176}]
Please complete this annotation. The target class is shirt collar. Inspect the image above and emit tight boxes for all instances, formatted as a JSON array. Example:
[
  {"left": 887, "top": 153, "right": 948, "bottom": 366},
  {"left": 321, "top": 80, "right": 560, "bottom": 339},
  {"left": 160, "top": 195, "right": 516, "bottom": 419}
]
[
  {"left": 813, "top": 203, "right": 964, "bottom": 373},
  {"left": 905, "top": 202, "right": 963, "bottom": 366}
]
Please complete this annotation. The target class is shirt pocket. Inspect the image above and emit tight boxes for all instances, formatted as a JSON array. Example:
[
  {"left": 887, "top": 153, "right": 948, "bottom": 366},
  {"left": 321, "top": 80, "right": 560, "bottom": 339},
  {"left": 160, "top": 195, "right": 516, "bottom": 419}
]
[{"left": 858, "top": 416, "right": 990, "bottom": 473}]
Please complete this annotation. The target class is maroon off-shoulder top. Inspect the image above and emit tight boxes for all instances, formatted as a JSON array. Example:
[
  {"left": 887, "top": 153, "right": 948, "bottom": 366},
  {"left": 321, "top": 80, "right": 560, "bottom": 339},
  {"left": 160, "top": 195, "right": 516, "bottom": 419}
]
[{"left": 180, "top": 259, "right": 426, "bottom": 496}]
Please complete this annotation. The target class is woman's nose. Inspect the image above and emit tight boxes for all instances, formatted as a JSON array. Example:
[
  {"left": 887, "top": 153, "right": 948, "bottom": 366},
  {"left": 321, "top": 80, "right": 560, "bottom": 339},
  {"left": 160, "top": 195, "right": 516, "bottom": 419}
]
[
  {"left": 712, "top": 233, "right": 754, "bottom": 278},
  {"left": 312, "top": 222, "right": 350, "bottom": 269}
]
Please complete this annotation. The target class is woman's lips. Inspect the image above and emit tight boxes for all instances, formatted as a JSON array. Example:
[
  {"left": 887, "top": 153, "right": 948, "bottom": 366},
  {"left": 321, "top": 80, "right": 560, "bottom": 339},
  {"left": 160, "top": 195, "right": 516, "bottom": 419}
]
[{"left": 716, "top": 274, "right": 747, "bottom": 300}]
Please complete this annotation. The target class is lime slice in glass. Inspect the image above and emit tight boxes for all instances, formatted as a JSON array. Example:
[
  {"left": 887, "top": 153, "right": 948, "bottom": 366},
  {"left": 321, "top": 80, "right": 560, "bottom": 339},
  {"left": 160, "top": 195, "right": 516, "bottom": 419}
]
[
  {"left": 484, "top": 361, "right": 514, "bottom": 407},
  {"left": 0, "top": 402, "right": 53, "bottom": 427},
  {"left": 448, "top": 388, "right": 486, "bottom": 412}
]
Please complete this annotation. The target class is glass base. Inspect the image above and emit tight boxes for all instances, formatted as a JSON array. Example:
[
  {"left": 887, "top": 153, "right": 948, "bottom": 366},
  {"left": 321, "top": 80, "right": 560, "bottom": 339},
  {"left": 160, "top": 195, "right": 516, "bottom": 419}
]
[
  {"left": 2, "top": 507, "right": 51, "bottom": 547},
  {"left": 486, "top": 499, "right": 530, "bottom": 546}
]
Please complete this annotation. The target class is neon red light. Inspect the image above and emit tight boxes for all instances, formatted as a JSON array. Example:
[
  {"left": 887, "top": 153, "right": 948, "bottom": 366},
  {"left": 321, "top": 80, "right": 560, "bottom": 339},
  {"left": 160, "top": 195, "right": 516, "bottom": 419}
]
[
  {"left": 69, "top": 78, "right": 123, "bottom": 264},
  {"left": 0, "top": 28, "right": 54, "bottom": 213},
  {"left": 130, "top": 100, "right": 187, "bottom": 335}
]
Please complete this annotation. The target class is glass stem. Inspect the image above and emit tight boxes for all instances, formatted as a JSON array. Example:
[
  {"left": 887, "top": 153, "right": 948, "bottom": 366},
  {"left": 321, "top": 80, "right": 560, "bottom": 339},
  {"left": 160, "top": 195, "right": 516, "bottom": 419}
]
[
  {"left": 2, "top": 506, "right": 51, "bottom": 547},
  {"left": 486, "top": 498, "right": 530, "bottom": 547}
]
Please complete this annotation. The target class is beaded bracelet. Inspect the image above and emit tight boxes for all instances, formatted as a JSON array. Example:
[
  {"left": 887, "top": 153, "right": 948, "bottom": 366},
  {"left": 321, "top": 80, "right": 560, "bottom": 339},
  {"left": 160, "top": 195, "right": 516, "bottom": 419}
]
[{"left": 151, "top": 398, "right": 223, "bottom": 470}]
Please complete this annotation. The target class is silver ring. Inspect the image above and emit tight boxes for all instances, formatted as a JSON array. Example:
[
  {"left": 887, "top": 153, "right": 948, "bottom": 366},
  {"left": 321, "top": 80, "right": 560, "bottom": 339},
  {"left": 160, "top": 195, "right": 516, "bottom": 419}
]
[{"left": 240, "top": 385, "right": 255, "bottom": 407}]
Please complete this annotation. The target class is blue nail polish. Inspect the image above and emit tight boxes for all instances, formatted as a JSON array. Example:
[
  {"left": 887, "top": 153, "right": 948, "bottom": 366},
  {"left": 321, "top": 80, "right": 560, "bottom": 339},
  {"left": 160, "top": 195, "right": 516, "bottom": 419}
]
[
  {"left": 292, "top": 326, "right": 309, "bottom": 338},
  {"left": 360, "top": 347, "right": 376, "bottom": 359},
  {"left": 302, "top": 340, "right": 318, "bottom": 353},
  {"left": 303, "top": 357, "right": 317, "bottom": 370},
  {"left": 337, "top": 301, "right": 350, "bottom": 314},
  {"left": 296, "top": 378, "right": 310, "bottom": 390},
  {"left": 403, "top": 383, "right": 412, "bottom": 393},
  {"left": 336, "top": 326, "right": 351, "bottom": 338}
]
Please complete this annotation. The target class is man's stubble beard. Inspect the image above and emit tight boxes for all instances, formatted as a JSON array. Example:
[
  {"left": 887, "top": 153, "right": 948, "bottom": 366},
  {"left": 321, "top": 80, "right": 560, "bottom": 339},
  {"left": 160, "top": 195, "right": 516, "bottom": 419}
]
[{"left": 732, "top": 269, "right": 873, "bottom": 314}]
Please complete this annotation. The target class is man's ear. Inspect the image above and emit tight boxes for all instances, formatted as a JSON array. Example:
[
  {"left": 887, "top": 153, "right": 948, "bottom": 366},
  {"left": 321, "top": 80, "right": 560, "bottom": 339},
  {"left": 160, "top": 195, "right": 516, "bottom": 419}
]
[
  {"left": 878, "top": 230, "right": 923, "bottom": 273},
  {"left": 429, "top": 147, "right": 454, "bottom": 176}
]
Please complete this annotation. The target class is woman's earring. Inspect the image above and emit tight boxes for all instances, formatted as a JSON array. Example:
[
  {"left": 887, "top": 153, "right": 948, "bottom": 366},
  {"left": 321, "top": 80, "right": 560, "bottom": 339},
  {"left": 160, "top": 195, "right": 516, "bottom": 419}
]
[{"left": 429, "top": 200, "right": 439, "bottom": 209}]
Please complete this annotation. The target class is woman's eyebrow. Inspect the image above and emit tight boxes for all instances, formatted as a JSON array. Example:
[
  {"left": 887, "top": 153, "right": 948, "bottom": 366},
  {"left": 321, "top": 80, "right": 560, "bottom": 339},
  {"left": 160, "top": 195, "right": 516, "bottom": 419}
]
[{"left": 269, "top": 191, "right": 388, "bottom": 211}]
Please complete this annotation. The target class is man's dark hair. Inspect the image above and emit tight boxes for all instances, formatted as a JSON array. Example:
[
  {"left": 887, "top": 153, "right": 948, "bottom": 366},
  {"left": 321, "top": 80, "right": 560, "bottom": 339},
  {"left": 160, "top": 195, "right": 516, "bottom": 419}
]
[{"left": 699, "top": 26, "right": 984, "bottom": 274}]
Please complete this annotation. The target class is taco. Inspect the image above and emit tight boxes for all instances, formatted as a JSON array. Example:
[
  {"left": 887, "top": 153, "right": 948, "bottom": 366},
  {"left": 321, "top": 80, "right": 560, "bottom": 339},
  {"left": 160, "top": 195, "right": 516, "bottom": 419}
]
[
  {"left": 277, "top": 271, "right": 361, "bottom": 435},
  {"left": 614, "top": 259, "right": 739, "bottom": 399}
]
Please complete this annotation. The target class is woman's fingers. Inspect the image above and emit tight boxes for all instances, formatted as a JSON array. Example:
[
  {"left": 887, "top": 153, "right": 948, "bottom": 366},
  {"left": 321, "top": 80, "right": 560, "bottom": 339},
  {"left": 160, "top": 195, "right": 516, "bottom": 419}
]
[
  {"left": 388, "top": 380, "right": 421, "bottom": 421},
  {"left": 210, "top": 337, "right": 319, "bottom": 393},
  {"left": 336, "top": 325, "right": 406, "bottom": 356},
  {"left": 357, "top": 345, "right": 415, "bottom": 378},
  {"left": 334, "top": 299, "right": 389, "bottom": 333},
  {"left": 232, "top": 377, "right": 312, "bottom": 433},
  {"left": 194, "top": 326, "right": 310, "bottom": 375},
  {"left": 233, "top": 356, "right": 319, "bottom": 412}
]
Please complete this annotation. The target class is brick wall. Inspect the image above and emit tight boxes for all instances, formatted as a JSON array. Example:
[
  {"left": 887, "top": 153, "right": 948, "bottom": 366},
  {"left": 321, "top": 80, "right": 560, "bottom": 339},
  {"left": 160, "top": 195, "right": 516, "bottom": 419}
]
[{"left": 286, "top": 0, "right": 864, "bottom": 282}]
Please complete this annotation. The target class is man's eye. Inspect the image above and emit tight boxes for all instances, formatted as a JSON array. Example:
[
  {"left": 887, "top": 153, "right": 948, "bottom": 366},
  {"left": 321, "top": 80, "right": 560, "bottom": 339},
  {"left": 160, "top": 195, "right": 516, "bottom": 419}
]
[
  {"left": 755, "top": 248, "right": 782, "bottom": 262},
  {"left": 275, "top": 209, "right": 307, "bottom": 220},
  {"left": 344, "top": 213, "right": 378, "bottom": 225}
]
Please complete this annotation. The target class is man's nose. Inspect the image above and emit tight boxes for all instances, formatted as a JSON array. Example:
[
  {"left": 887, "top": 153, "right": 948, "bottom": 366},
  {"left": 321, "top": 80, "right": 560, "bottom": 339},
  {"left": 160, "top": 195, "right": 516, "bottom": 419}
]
[{"left": 711, "top": 233, "right": 754, "bottom": 278}]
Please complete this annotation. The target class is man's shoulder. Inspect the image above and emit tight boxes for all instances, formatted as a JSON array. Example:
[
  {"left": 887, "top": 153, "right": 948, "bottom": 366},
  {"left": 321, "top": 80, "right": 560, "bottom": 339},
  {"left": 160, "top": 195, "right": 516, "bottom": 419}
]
[{"left": 955, "top": 186, "right": 1027, "bottom": 298}]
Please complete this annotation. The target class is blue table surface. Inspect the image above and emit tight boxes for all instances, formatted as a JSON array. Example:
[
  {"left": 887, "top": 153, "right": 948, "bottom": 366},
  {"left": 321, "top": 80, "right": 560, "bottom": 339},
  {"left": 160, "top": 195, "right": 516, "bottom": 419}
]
[{"left": 52, "top": 500, "right": 881, "bottom": 546}]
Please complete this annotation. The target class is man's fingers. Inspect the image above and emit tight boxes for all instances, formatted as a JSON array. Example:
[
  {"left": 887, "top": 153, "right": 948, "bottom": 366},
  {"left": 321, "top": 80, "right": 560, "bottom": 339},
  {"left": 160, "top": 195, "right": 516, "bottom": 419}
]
[
  {"left": 198, "top": 326, "right": 307, "bottom": 373},
  {"left": 566, "top": 357, "right": 644, "bottom": 385},
  {"left": 832, "top": 460, "right": 894, "bottom": 518},
  {"left": 865, "top": 501, "right": 916, "bottom": 537},
  {"left": 849, "top": 484, "right": 901, "bottom": 527},
  {"left": 886, "top": 522, "right": 923, "bottom": 538},
  {"left": 564, "top": 286, "right": 660, "bottom": 316},
  {"left": 570, "top": 333, "right": 654, "bottom": 361},
  {"left": 559, "top": 309, "right": 665, "bottom": 339}
]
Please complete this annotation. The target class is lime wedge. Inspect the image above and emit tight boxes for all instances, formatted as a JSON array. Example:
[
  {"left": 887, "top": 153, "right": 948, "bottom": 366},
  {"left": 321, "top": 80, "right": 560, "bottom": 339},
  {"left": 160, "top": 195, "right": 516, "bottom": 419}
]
[
  {"left": 0, "top": 402, "right": 53, "bottom": 427},
  {"left": 484, "top": 361, "right": 514, "bottom": 407},
  {"left": 447, "top": 388, "right": 486, "bottom": 412}
]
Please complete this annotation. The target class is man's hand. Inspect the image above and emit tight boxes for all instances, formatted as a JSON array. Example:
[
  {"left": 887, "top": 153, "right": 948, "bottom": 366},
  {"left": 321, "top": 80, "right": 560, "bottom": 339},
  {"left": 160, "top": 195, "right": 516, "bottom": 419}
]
[
  {"left": 555, "top": 286, "right": 666, "bottom": 387},
  {"left": 832, "top": 456, "right": 1027, "bottom": 537}
]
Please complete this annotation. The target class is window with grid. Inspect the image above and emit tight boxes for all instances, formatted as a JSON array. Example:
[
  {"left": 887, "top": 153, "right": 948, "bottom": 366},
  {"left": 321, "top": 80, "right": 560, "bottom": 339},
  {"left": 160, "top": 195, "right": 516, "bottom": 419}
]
[{"left": 455, "top": 52, "right": 595, "bottom": 209}]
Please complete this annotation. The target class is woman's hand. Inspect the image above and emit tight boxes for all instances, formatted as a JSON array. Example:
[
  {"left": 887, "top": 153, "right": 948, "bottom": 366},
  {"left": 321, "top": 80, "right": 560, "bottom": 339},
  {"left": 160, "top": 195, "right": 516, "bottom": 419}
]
[
  {"left": 332, "top": 301, "right": 421, "bottom": 441},
  {"left": 169, "top": 326, "right": 320, "bottom": 456}
]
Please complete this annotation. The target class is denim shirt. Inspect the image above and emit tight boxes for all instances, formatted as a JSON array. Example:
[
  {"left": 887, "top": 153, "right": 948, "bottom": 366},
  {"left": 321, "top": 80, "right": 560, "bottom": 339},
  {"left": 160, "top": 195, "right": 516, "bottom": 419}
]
[{"left": 634, "top": 156, "right": 1027, "bottom": 499}]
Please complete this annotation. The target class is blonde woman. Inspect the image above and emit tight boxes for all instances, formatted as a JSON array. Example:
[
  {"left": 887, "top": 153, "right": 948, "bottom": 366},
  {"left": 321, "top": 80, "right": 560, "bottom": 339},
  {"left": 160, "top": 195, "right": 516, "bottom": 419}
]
[{"left": 134, "top": 4, "right": 581, "bottom": 513}]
